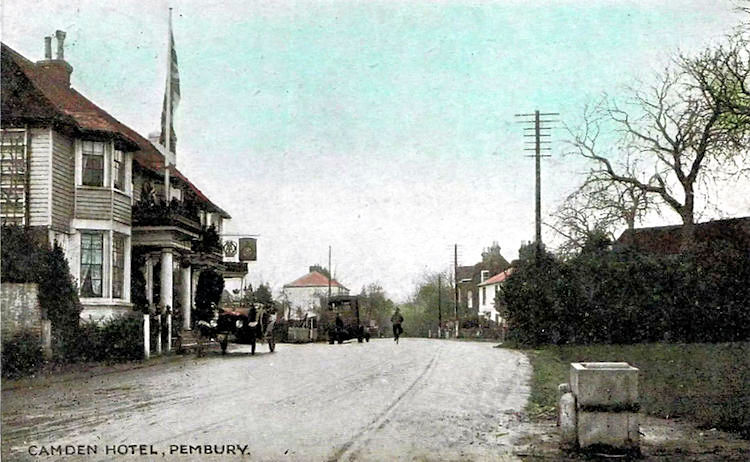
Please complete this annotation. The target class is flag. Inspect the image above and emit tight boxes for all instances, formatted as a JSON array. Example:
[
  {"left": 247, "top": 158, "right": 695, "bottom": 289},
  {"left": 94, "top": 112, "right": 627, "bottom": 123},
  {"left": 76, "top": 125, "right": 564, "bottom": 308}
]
[{"left": 159, "top": 17, "right": 180, "bottom": 155}]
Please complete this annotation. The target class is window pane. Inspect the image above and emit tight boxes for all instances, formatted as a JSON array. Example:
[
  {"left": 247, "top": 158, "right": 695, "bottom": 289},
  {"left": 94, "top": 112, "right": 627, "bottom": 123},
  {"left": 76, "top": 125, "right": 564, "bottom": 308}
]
[
  {"left": 82, "top": 154, "right": 104, "bottom": 187},
  {"left": 80, "top": 232, "right": 103, "bottom": 298},
  {"left": 112, "top": 234, "right": 125, "bottom": 299}
]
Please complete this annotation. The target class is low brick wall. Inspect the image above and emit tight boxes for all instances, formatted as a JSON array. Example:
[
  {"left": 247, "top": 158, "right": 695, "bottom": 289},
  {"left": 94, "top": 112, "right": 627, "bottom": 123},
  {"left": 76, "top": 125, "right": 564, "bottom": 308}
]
[{"left": 1, "top": 283, "right": 42, "bottom": 339}]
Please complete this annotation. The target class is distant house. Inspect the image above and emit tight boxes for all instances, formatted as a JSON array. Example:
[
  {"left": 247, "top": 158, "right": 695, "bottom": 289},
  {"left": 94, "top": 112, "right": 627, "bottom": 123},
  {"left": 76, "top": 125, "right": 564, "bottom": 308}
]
[
  {"left": 456, "top": 250, "right": 511, "bottom": 315},
  {"left": 476, "top": 269, "right": 512, "bottom": 323},
  {"left": 282, "top": 268, "right": 349, "bottom": 319},
  {"left": 616, "top": 217, "right": 750, "bottom": 254}
]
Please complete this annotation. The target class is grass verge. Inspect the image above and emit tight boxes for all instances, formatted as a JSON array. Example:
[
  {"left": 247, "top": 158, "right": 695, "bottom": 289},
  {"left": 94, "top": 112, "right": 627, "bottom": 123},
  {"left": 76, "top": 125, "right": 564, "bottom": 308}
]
[{"left": 523, "top": 342, "right": 750, "bottom": 438}]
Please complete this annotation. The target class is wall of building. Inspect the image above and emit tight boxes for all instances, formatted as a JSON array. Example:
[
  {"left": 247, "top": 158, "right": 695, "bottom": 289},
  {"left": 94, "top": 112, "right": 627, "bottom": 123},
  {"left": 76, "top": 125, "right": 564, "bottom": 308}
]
[
  {"left": 50, "top": 130, "right": 74, "bottom": 233},
  {"left": 283, "top": 285, "right": 348, "bottom": 318},
  {"left": 29, "top": 128, "right": 50, "bottom": 226},
  {"left": 1, "top": 283, "right": 42, "bottom": 338},
  {"left": 477, "top": 283, "right": 501, "bottom": 321}
]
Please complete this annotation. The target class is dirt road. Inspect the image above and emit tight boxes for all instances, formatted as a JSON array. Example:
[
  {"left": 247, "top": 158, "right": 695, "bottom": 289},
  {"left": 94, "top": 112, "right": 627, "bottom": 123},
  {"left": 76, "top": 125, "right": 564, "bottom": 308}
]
[{"left": 2, "top": 339, "right": 530, "bottom": 461}]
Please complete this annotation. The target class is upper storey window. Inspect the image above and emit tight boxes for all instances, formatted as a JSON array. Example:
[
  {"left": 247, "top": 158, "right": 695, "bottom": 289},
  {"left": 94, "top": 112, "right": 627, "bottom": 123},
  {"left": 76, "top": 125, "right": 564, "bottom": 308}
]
[
  {"left": 113, "top": 149, "right": 125, "bottom": 191},
  {"left": 82, "top": 141, "right": 105, "bottom": 186}
]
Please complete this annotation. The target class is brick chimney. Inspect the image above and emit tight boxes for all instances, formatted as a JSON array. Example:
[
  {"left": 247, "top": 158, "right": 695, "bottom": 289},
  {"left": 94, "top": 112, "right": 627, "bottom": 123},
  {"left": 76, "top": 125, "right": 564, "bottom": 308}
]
[{"left": 36, "top": 30, "right": 73, "bottom": 87}]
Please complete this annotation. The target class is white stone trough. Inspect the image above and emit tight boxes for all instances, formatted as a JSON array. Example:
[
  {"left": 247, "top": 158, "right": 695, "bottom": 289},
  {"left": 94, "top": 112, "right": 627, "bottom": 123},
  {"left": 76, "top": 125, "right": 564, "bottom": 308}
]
[{"left": 559, "top": 362, "right": 640, "bottom": 453}]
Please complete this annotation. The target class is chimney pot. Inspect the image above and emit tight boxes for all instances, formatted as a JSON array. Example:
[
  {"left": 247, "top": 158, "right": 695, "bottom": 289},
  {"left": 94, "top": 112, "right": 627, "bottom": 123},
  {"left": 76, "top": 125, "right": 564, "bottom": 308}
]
[
  {"left": 55, "top": 30, "right": 66, "bottom": 60},
  {"left": 44, "top": 36, "right": 52, "bottom": 59}
]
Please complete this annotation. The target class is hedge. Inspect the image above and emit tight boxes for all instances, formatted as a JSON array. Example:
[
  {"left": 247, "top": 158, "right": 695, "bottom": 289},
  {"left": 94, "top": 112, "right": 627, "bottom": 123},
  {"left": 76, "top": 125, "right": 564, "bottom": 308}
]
[{"left": 502, "top": 241, "right": 750, "bottom": 346}]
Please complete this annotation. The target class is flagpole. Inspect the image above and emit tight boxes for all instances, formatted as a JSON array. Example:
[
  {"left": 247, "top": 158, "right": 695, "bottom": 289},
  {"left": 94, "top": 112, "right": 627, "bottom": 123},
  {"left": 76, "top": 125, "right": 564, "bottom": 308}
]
[{"left": 164, "top": 7, "right": 172, "bottom": 202}]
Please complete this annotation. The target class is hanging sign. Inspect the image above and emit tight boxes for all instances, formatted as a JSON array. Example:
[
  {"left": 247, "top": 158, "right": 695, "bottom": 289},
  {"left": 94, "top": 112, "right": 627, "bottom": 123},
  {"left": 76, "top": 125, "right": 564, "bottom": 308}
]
[{"left": 238, "top": 238, "right": 257, "bottom": 261}]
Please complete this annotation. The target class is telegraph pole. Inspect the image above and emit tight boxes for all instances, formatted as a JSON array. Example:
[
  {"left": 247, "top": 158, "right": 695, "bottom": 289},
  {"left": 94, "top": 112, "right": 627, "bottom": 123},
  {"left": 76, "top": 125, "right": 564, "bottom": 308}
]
[
  {"left": 515, "top": 110, "right": 558, "bottom": 254},
  {"left": 437, "top": 274, "right": 442, "bottom": 338},
  {"left": 328, "top": 245, "right": 332, "bottom": 300},
  {"left": 454, "top": 243, "right": 459, "bottom": 338}
]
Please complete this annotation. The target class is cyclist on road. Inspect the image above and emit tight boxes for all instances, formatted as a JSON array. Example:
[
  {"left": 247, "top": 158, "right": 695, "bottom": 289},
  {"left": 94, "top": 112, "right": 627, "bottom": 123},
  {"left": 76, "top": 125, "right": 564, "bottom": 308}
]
[{"left": 391, "top": 308, "right": 404, "bottom": 343}]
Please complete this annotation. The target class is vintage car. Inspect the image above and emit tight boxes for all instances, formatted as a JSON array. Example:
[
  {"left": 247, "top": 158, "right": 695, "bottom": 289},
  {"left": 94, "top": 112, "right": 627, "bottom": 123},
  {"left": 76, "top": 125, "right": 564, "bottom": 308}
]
[
  {"left": 213, "top": 305, "right": 276, "bottom": 355},
  {"left": 322, "top": 295, "right": 371, "bottom": 344}
]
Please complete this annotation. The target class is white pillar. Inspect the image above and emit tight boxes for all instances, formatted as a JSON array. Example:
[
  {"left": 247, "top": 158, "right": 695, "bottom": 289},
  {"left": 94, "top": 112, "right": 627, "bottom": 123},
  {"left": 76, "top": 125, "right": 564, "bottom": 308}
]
[
  {"left": 156, "top": 314, "right": 162, "bottom": 355},
  {"left": 41, "top": 320, "right": 52, "bottom": 360},
  {"left": 143, "top": 313, "right": 150, "bottom": 360},
  {"left": 145, "top": 257, "right": 154, "bottom": 307},
  {"left": 160, "top": 248, "right": 173, "bottom": 352},
  {"left": 181, "top": 264, "right": 192, "bottom": 330}
]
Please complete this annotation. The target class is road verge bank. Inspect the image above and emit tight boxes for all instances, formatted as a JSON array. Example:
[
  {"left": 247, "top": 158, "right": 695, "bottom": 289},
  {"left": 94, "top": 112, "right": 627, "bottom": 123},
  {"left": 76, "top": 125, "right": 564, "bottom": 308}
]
[{"left": 508, "top": 342, "right": 750, "bottom": 460}]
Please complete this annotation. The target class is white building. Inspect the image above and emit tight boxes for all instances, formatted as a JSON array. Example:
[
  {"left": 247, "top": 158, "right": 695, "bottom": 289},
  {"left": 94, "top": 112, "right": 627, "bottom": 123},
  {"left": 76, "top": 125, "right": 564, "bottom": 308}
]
[
  {"left": 476, "top": 269, "right": 512, "bottom": 323},
  {"left": 282, "top": 269, "right": 349, "bottom": 319}
]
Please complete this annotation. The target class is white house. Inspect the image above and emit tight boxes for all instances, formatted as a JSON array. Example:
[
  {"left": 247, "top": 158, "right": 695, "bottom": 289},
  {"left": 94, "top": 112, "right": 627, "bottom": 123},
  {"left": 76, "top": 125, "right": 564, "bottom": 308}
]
[
  {"left": 476, "top": 269, "right": 512, "bottom": 323},
  {"left": 282, "top": 269, "right": 349, "bottom": 319}
]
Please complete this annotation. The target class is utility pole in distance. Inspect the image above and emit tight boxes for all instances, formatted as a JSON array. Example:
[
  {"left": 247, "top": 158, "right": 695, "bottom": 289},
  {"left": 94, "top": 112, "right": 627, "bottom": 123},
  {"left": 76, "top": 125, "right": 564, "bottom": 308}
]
[
  {"left": 515, "top": 110, "right": 558, "bottom": 255},
  {"left": 454, "top": 243, "right": 459, "bottom": 338},
  {"left": 437, "top": 274, "right": 442, "bottom": 338}
]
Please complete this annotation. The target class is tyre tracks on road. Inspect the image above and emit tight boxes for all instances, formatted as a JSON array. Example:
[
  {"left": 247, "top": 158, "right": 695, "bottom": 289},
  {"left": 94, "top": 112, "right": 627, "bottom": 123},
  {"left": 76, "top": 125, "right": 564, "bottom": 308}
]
[{"left": 328, "top": 343, "right": 444, "bottom": 462}]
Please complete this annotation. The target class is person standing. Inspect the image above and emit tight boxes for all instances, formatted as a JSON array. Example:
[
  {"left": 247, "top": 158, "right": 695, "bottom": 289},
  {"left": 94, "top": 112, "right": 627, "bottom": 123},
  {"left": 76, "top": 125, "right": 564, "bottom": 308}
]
[{"left": 391, "top": 308, "right": 404, "bottom": 343}]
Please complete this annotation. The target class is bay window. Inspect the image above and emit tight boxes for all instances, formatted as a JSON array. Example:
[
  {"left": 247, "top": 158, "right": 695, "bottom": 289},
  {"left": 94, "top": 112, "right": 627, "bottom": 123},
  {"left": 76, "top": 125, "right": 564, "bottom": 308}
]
[
  {"left": 80, "top": 231, "right": 104, "bottom": 297},
  {"left": 82, "top": 141, "right": 104, "bottom": 186},
  {"left": 112, "top": 233, "right": 125, "bottom": 299},
  {"left": 113, "top": 149, "right": 125, "bottom": 191}
]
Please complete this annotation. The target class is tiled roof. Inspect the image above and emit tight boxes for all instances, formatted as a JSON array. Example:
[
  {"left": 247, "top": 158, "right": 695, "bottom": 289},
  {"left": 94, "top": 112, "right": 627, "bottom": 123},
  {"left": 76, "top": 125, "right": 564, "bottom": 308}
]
[
  {"left": 477, "top": 268, "right": 513, "bottom": 286},
  {"left": 284, "top": 271, "right": 347, "bottom": 290},
  {"left": 2, "top": 42, "right": 230, "bottom": 219},
  {"left": 2, "top": 43, "right": 139, "bottom": 150},
  {"left": 616, "top": 217, "right": 750, "bottom": 253}
]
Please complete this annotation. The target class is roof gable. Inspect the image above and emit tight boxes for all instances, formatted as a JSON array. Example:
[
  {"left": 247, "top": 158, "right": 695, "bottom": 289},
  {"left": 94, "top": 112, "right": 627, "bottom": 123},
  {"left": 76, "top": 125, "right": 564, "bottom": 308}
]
[
  {"left": 284, "top": 271, "right": 347, "bottom": 290},
  {"left": 478, "top": 268, "right": 513, "bottom": 286},
  {"left": 1, "top": 42, "right": 138, "bottom": 151}
]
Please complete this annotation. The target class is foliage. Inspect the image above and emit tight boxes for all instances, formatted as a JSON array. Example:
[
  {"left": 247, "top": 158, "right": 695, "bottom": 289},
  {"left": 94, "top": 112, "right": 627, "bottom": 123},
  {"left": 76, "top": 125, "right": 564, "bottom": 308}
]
[
  {"left": 130, "top": 250, "right": 149, "bottom": 313},
  {"left": 132, "top": 197, "right": 200, "bottom": 226},
  {"left": 1, "top": 225, "right": 45, "bottom": 282},
  {"left": 194, "top": 269, "right": 224, "bottom": 322},
  {"left": 1, "top": 330, "right": 44, "bottom": 378},
  {"left": 522, "top": 342, "right": 750, "bottom": 438},
  {"left": 566, "top": 45, "right": 750, "bottom": 248},
  {"left": 309, "top": 264, "right": 331, "bottom": 279},
  {"left": 38, "top": 243, "right": 82, "bottom": 342},
  {"left": 358, "top": 284, "right": 396, "bottom": 330},
  {"left": 1, "top": 226, "right": 82, "bottom": 344},
  {"left": 58, "top": 317, "right": 143, "bottom": 363},
  {"left": 193, "top": 224, "right": 222, "bottom": 254},
  {"left": 253, "top": 284, "right": 274, "bottom": 309},
  {"left": 399, "top": 272, "right": 455, "bottom": 336},
  {"left": 502, "top": 239, "right": 750, "bottom": 346}
]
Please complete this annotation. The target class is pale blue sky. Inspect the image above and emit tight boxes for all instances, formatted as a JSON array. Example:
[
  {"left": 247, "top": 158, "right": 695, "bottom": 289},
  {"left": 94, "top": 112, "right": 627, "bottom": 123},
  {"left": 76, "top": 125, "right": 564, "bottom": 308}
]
[{"left": 3, "top": 1, "right": 747, "bottom": 300}]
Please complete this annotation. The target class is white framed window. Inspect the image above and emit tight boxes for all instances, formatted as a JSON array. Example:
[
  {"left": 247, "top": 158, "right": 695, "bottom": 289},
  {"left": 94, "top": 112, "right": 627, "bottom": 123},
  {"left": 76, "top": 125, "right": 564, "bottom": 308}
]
[
  {"left": 80, "top": 231, "right": 104, "bottom": 297},
  {"left": 482, "top": 287, "right": 486, "bottom": 305},
  {"left": 112, "top": 233, "right": 126, "bottom": 299},
  {"left": 0, "top": 130, "right": 27, "bottom": 225},
  {"left": 113, "top": 149, "right": 126, "bottom": 191},
  {"left": 82, "top": 141, "right": 105, "bottom": 187}
]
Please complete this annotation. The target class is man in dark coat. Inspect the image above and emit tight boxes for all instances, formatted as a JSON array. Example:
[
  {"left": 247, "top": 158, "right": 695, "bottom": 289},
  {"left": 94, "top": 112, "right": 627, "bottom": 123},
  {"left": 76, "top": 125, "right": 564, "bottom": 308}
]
[{"left": 391, "top": 308, "right": 404, "bottom": 343}]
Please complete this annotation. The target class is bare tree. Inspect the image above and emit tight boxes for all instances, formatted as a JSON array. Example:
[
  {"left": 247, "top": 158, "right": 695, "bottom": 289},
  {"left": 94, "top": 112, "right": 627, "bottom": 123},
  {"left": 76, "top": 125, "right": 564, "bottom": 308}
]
[{"left": 566, "top": 57, "right": 749, "bottom": 247}]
